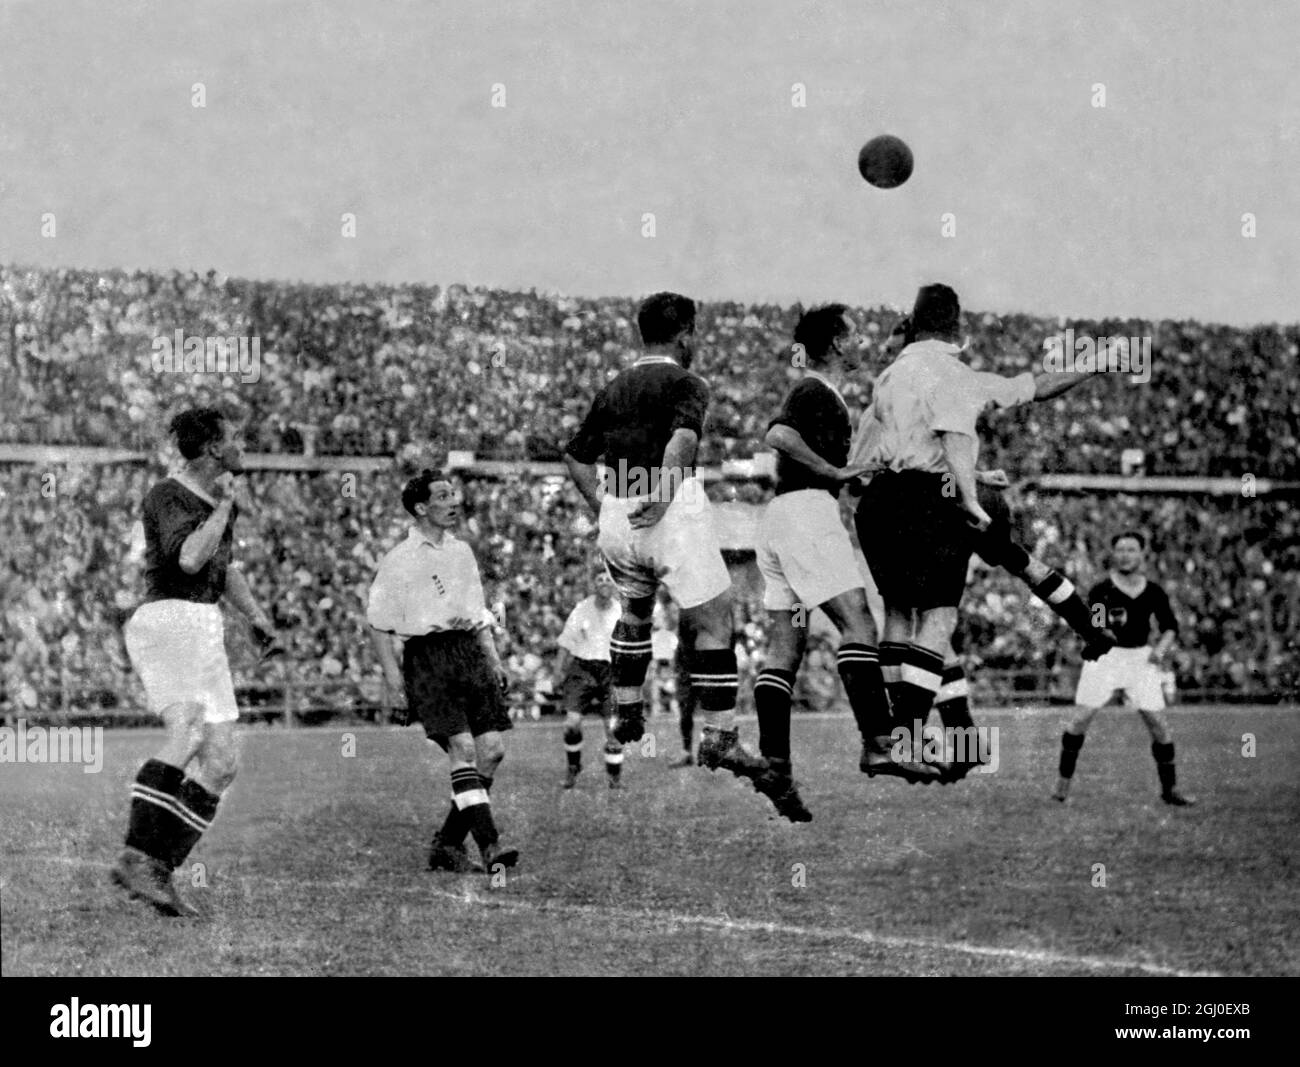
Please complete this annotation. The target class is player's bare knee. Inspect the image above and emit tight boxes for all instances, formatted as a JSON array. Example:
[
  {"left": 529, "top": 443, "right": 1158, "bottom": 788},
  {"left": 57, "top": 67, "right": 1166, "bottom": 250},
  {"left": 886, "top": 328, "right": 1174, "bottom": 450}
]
[
  {"left": 475, "top": 732, "right": 506, "bottom": 770},
  {"left": 447, "top": 733, "right": 477, "bottom": 766},
  {"left": 1140, "top": 710, "right": 1170, "bottom": 744},
  {"left": 684, "top": 591, "right": 732, "bottom": 648}
]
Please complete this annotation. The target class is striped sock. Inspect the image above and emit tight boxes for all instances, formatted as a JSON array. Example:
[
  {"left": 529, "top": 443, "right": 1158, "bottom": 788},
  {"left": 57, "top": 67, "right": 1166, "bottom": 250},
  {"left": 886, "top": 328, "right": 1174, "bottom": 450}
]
[
  {"left": 754, "top": 668, "right": 796, "bottom": 761},
  {"left": 604, "top": 740, "right": 624, "bottom": 781},
  {"left": 691, "top": 647, "right": 739, "bottom": 731},
  {"left": 125, "top": 759, "right": 217, "bottom": 871},
  {"left": 1029, "top": 570, "right": 1094, "bottom": 640},
  {"left": 893, "top": 644, "right": 945, "bottom": 736},
  {"left": 934, "top": 661, "right": 974, "bottom": 731},
  {"left": 610, "top": 619, "right": 653, "bottom": 726},
  {"left": 836, "top": 643, "right": 891, "bottom": 741},
  {"left": 564, "top": 725, "right": 583, "bottom": 771},
  {"left": 450, "top": 766, "right": 498, "bottom": 850},
  {"left": 879, "top": 640, "right": 908, "bottom": 712}
]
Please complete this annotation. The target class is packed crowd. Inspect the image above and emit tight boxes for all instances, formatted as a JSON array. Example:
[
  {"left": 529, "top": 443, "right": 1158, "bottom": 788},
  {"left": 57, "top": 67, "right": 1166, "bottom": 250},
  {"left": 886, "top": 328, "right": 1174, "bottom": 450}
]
[
  {"left": 1, "top": 462, "right": 1295, "bottom": 718},
  {"left": 3, "top": 266, "right": 1299, "bottom": 478}
]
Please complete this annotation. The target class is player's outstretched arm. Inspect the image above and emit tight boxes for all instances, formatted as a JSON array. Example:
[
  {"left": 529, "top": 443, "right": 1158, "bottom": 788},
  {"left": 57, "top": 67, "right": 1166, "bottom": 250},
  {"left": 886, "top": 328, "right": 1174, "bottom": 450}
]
[{"left": 1031, "top": 369, "right": 1097, "bottom": 401}]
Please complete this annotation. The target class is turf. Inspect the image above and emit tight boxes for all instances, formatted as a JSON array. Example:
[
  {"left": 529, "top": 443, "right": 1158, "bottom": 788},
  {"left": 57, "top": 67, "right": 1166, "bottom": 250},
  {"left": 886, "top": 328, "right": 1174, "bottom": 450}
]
[{"left": 2, "top": 706, "right": 1297, "bottom": 976}]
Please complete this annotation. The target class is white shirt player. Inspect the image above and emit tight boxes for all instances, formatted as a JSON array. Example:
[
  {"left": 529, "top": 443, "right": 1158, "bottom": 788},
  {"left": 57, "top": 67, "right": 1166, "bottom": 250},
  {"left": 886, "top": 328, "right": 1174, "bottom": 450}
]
[
  {"left": 851, "top": 340, "right": 1035, "bottom": 474},
  {"left": 557, "top": 595, "right": 622, "bottom": 663},
  {"left": 366, "top": 526, "right": 494, "bottom": 637}
]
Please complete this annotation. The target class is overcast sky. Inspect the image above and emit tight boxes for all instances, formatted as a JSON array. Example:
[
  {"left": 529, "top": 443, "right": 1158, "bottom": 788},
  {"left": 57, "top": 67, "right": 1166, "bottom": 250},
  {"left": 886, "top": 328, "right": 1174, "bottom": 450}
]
[{"left": 1, "top": 0, "right": 1296, "bottom": 325}]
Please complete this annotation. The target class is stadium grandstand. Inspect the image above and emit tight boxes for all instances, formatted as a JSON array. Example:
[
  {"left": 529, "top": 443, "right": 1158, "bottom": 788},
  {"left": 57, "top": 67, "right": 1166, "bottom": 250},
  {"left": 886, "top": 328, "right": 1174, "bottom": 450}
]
[{"left": 2, "top": 266, "right": 1297, "bottom": 724}]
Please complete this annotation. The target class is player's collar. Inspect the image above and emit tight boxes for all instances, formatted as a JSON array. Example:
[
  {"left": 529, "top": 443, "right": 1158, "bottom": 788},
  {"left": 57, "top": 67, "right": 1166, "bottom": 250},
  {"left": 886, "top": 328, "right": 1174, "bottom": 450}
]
[
  {"left": 170, "top": 470, "right": 218, "bottom": 507},
  {"left": 632, "top": 355, "right": 679, "bottom": 367},
  {"left": 803, "top": 369, "right": 850, "bottom": 413},
  {"left": 1110, "top": 572, "right": 1147, "bottom": 596},
  {"left": 900, "top": 339, "right": 963, "bottom": 358},
  {"left": 408, "top": 525, "right": 455, "bottom": 550}
]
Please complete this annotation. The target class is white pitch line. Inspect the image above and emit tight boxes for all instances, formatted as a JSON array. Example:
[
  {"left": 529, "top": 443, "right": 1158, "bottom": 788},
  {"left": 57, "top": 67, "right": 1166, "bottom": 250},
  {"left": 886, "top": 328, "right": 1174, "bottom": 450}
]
[{"left": 15, "top": 854, "right": 1222, "bottom": 978}]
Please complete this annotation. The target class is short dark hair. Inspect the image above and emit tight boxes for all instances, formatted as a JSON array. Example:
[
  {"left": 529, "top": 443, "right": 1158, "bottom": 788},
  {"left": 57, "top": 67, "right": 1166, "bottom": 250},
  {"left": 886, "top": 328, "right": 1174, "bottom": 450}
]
[
  {"left": 911, "top": 283, "right": 961, "bottom": 337},
  {"left": 637, "top": 292, "right": 696, "bottom": 346},
  {"left": 401, "top": 469, "right": 441, "bottom": 517},
  {"left": 793, "top": 304, "right": 851, "bottom": 365},
  {"left": 169, "top": 406, "right": 227, "bottom": 460},
  {"left": 1111, "top": 530, "right": 1148, "bottom": 550}
]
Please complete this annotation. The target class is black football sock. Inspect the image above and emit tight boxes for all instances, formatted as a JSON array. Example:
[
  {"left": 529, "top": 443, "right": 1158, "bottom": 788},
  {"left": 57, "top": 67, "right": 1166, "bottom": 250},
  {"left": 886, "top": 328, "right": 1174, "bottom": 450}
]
[
  {"left": 1059, "top": 731, "right": 1085, "bottom": 778},
  {"left": 1029, "top": 571, "right": 1095, "bottom": 641},
  {"left": 754, "top": 668, "right": 796, "bottom": 761},
  {"left": 891, "top": 644, "right": 945, "bottom": 741},
  {"left": 879, "top": 640, "right": 908, "bottom": 714},
  {"left": 837, "top": 643, "right": 892, "bottom": 741},
  {"left": 934, "top": 661, "right": 975, "bottom": 731},
  {"left": 692, "top": 647, "right": 739, "bottom": 732},
  {"left": 166, "top": 778, "right": 221, "bottom": 870},
  {"left": 610, "top": 619, "right": 653, "bottom": 727},
  {"left": 679, "top": 676, "right": 695, "bottom": 752},
  {"left": 564, "top": 725, "right": 583, "bottom": 772},
  {"left": 436, "top": 801, "right": 463, "bottom": 845},
  {"left": 126, "top": 758, "right": 214, "bottom": 871},
  {"left": 1152, "top": 740, "right": 1177, "bottom": 793},
  {"left": 603, "top": 740, "right": 623, "bottom": 781},
  {"left": 450, "top": 767, "right": 499, "bottom": 851}
]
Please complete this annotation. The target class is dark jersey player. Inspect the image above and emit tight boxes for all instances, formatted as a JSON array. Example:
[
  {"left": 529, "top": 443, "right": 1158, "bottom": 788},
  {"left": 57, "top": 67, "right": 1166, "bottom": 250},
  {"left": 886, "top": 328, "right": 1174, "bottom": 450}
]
[
  {"left": 564, "top": 291, "right": 767, "bottom": 790},
  {"left": 113, "top": 406, "right": 283, "bottom": 917},
  {"left": 1053, "top": 531, "right": 1195, "bottom": 805},
  {"left": 753, "top": 304, "right": 942, "bottom": 822}
]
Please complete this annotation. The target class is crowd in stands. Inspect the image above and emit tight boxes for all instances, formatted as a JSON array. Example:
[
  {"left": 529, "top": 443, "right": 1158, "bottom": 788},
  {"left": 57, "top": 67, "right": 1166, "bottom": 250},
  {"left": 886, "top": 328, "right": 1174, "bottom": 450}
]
[
  {"left": 3, "top": 266, "right": 1298, "bottom": 477},
  {"left": 1, "top": 266, "right": 1297, "bottom": 716}
]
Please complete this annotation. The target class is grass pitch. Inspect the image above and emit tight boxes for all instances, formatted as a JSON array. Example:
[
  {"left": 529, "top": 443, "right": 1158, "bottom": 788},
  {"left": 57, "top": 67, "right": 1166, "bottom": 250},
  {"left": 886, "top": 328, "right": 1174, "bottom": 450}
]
[{"left": 2, "top": 705, "right": 1296, "bottom": 976}]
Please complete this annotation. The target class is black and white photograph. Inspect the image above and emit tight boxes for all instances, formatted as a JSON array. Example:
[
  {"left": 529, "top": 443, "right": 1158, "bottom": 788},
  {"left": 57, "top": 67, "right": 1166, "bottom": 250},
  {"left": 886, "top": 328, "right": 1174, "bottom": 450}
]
[{"left": 1, "top": 0, "right": 1296, "bottom": 1014}]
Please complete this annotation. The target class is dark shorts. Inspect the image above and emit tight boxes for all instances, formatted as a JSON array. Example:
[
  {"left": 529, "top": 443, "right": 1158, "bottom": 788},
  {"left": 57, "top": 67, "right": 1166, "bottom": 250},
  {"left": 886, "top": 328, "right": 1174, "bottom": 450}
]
[
  {"left": 855, "top": 470, "right": 976, "bottom": 611},
  {"left": 403, "top": 631, "right": 512, "bottom": 747},
  {"left": 561, "top": 658, "right": 612, "bottom": 716}
]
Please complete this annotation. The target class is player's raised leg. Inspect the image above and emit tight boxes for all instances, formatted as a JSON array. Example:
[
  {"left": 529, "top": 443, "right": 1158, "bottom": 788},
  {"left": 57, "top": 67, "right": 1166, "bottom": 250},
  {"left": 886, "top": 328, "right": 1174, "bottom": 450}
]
[
  {"left": 750, "top": 605, "right": 812, "bottom": 821},
  {"left": 688, "top": 589, "right": 768, "bottom": 780}
]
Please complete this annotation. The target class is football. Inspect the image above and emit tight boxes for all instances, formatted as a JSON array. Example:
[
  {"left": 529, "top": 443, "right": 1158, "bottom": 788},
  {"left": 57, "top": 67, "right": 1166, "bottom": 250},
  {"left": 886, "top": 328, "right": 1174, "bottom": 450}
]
[{"left": 858, "top": 134, "right": 914, "bottom": 188}]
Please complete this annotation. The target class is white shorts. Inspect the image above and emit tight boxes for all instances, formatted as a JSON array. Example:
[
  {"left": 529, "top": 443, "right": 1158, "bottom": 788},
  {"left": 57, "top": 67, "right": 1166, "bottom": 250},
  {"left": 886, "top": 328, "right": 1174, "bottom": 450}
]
[
  {"left": 757, "top": 490, "right": 861, "bottom": 612},
  {"left": 124, "top": 600, "right": 240, "bottom": 724},
  {"left": 1074, "top": 645, "right": 1165, "bottom": 712},
  {"left": 597, "top": 477, "right": 731, "bottom": 609}
]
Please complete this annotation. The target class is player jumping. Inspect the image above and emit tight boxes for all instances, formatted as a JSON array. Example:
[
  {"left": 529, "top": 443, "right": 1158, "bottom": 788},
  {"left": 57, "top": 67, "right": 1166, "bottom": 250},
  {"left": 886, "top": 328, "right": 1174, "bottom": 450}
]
[
  {"left": 853, "top": 285, "right": 1100, "bottom": 780},
  {"left": 754, "top": 304, "right": 942, "bottom": 821},
  {"left": 563, "top": 291, "right": 767, "bottom": 787},
  {"left": 114, "top": 406, "right": 282, "bottom": 917},
  {"left": 1052, "top": 531, "right": 1196, "bottom": 805}
]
